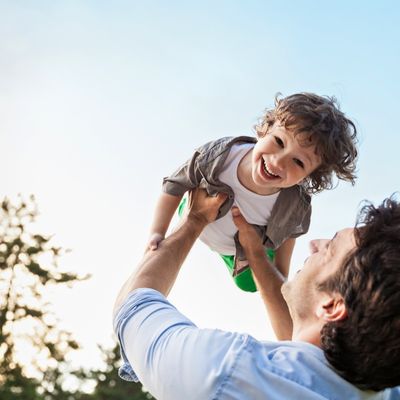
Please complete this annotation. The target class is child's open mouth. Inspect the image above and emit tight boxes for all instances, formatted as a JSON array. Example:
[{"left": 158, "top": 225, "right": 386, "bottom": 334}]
[{"left": 261, "top": 159, "right": 281, "bottom": 180}]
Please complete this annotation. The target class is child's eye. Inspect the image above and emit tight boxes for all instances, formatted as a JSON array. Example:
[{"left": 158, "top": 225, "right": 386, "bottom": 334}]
[
  {"left": 274, "top": 137, "right": 284, "bottom": 148},
  {"left": 294, "top": 158, "right": 304, "bottom": 169}
]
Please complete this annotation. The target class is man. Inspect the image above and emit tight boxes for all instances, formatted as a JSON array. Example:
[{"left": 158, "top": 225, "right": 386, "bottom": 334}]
[{"left": 113, "top": 189, "right": 400, "bottom": 399}]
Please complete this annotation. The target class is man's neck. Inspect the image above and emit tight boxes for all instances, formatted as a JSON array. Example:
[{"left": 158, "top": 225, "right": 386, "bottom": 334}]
[{"left": 291, "top": 320, "right": 324, "bottom": 347}]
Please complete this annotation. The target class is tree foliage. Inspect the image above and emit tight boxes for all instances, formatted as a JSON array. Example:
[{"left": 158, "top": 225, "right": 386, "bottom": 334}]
[
  {"left": 0, "top": 195, "right": 152, "bottom": 399},
  {"left": 0, "top": 195, "right": 86, "bottom": 399}
]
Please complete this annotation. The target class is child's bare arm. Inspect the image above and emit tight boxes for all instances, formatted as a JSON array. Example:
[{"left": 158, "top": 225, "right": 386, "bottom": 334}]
[
  {"left": 231, "top": 207, "right": 293, "bottom": 340},
  {"left": 148, "top": 192, "right": 183, "bottom": 250},
  {"left": 274, "top": 238, "right": 296, "bottom": 278}
]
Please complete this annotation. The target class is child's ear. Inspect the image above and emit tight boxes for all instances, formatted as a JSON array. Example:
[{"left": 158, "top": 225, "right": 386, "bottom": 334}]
[
  {"left": 256, "top": 123, "right": 269, "bottom": 138},
  {"left": 256, "top": 130, "right": 264, "bottom": 139}
]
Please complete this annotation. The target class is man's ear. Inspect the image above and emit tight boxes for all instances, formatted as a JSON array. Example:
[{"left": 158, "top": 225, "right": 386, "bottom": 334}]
[{"left": 315, "top": 296, "right": 347, "bottom": 322}]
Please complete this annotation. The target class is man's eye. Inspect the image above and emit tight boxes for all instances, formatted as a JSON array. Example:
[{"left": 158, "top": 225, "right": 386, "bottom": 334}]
[
  {"left": 294, "top": 158, "right": 304, "bottom": 169},
  {"left": 274, "top": 137, "right": 284, "bottom": 147}
]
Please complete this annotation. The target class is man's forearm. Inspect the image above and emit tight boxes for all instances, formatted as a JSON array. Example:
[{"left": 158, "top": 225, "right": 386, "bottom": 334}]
[
  {"left": 246, "top": 247, "right": 293, "bottom": 340},
  {"left": 231, "top": 207, "right": 293, "bottom": 340},
  {"left": 114, "top": 216, "right": 205, "bottom": 314}
]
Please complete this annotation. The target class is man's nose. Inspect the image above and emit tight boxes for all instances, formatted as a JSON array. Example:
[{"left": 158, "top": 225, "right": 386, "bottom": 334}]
[
  {"left": 309, "top": 240, "right": 319, "bottom": 254},
  {"left": 309, "top": 239, "right": 329, "bottom": 253}
]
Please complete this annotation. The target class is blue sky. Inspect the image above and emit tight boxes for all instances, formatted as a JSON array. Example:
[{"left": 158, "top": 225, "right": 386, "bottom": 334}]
[{"left": 1, "top": 0, "right": 399, "bottom": 370}]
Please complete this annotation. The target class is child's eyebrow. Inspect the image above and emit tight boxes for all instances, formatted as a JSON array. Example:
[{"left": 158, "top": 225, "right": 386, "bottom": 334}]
[{"left": 303, "top": 152, "right": 312, "bottom": 165}]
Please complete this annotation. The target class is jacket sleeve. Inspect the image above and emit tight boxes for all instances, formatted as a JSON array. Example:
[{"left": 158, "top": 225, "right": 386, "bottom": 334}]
[
  {"left": 162, "top": 138, "right": 227, "bottom": 197},
  {"left": 289, "top": 202, "right": 311, "bottom": 239},
  {"left": 162, "top": 149, "right": 203, "bottom": 196}
]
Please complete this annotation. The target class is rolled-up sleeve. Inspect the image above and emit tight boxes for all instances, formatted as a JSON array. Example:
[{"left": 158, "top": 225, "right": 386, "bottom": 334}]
[
  {"left": 113, "top": 288, "right": 248, "bottom": 400},
  {"left": 162, "top": 151, "right": 202, "bottom": 196}
]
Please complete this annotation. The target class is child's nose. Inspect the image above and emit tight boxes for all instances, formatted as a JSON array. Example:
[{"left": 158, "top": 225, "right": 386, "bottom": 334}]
[{"left": 271, "top": 153, "right": 287, "bottom": 171}]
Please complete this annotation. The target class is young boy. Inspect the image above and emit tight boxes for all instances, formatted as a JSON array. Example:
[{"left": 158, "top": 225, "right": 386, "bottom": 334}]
[{"left": 147, "top": 93, "right": 358, "bottom": 292}]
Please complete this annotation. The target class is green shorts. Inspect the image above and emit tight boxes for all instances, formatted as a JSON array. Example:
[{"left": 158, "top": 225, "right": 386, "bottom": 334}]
[
  {"left": 220, "top": 249, "right": 275, "bottom": 292},
  {"left": 178, "top": 196, "right": 275, "bottom": 292}
]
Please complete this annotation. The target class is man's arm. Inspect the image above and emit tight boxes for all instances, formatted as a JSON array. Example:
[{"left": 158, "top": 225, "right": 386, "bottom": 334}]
[
  {"left": 274, "top": 238, "right": 296, "bottom": 278},
  {"left": 114, "top": 189, "right": 227, "bottom": 315},
  {"left": 231, "top": 207, "right": 293, "bottom": 340}
]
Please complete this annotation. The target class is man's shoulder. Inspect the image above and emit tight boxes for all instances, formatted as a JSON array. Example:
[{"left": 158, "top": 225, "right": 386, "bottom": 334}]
[
  {"left": 226, "top": 339, "right": 390, "bottom": 399},
  {"left": 113, "top": 288, "right": 169, "bottom": 330}
]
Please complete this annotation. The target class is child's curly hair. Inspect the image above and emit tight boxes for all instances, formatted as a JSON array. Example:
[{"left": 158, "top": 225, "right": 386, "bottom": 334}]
[{"left": 256, "top": 93, "right": 358, "bottom": 194}]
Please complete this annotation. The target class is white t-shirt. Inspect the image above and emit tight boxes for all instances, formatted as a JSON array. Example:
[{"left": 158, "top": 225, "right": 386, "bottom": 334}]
[{"left": 199, "top": 143, "right": 280, "bottom": 255}]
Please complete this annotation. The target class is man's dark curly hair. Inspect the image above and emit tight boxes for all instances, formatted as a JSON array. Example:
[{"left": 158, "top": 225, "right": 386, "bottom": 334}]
[
  {"left": 318, "top": 196, "right": 400, "bottom": 391},
  {"left": 256, "top": 93, "right": 358, "bottom": 194}
]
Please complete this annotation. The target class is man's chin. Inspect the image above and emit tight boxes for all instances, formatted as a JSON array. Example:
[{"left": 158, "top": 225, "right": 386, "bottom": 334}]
[{"left": 281, "top": 281, "right": 289, "bottom": 299}]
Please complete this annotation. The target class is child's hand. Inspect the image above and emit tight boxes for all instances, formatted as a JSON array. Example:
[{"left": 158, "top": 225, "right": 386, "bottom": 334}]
[{"left": 147, "top": 232, "right": 165, "bottom": 251}]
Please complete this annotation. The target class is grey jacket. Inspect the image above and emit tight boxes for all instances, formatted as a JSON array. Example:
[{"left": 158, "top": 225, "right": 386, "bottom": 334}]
[{"left": 163, "top": 136, "right": 312, "bottom": 273}]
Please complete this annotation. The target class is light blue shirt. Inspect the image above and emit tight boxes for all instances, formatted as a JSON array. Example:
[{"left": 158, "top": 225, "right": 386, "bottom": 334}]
[{"left": 113, "top": 288, "right": 399, "bottom": 400}]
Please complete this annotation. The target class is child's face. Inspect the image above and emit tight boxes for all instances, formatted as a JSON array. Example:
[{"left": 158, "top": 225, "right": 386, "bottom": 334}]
[{"left": 251, "top": 122, "right": 321, "bottom": 194}]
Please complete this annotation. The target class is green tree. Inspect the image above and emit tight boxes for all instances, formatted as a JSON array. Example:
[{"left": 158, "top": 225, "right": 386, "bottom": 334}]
[{"left": 0, "top": 195, "right": 86, "bottom": 399}]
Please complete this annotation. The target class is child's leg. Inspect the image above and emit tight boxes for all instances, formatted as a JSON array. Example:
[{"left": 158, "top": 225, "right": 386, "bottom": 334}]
[
  {"left": 177, "top": 195, "right": 187, "bottom": 217},
  {"left": 220, "top": 249, "right": 275, "bottom": 293},
  {"left": 220, "top": 255, "right": 257, "bottom": 292}
]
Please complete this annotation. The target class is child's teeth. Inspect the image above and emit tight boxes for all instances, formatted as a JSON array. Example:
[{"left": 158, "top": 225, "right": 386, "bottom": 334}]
[{"left": 263, "top": 160, "right": 278, "bottom": 177}]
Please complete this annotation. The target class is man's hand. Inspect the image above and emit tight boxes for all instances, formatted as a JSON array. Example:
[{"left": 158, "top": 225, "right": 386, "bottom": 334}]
[
  {"left": 187, "top": 189, "right": 227, "bottom": 227},
  {"left": 231, "top": 206, "right": 264, "bottom": 257}
]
